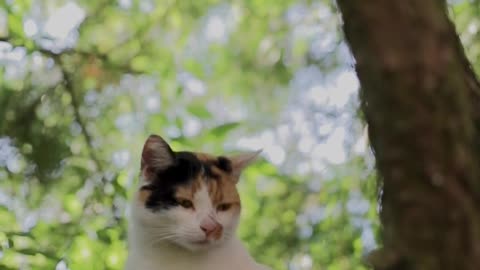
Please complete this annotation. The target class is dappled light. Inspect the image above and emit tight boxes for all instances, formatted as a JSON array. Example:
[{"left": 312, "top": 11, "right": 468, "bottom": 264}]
[
  {"left": 6, "top": 0, "right": 479, "bottom": 269},
  {"left": 1, "top": 0, "right": 372, "bottom": 268}
]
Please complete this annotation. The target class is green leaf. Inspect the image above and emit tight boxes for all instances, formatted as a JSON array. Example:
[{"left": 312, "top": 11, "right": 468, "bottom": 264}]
[
  {"left": 183, "top": 59, "right": 204, "bottom": 77},
  {"left": 7, "top": 13, "right": 24, "bottom": 39},
  {"left": 187, "top": 104, "right": 212, "bottom": 119},
  {"left": 15, "top": 248, "right": 38, "bottom": 256},
  {"left": 96, "top": 228, "right": 112, "bottom": 244},
  {"left": 131, "top": 55, "right": 150, "bottom": 72},
  {"left": 4, "top": 231, "right": 33, "bottom": 238},
  {"left": 209, "top": 122, "right": 240, "bottom": 137},
  {"left": 112, "top": 179, "right": 127, "bottom": 198}
]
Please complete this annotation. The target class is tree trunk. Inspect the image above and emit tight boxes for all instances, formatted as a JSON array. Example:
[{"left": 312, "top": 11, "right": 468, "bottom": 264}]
[{"left": 336, "top": 1, "right": 480, "bottom": 269}]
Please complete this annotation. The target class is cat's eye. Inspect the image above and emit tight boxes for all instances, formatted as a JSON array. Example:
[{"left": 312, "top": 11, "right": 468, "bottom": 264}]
[
  {"left": 178, "top": 199, "right": 194, "bottom": 209},
  {"left": 217, "top": 203, "right": 232, "bottom": 212}
]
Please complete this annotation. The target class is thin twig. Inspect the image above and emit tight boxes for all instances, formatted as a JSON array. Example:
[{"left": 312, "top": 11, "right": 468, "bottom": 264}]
[{"left": 62, "top": 70, "right": 104, "bottom": 173}]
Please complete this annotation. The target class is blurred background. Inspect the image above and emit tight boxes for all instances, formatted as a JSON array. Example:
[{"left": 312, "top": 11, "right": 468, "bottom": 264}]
[{"left": 0, "top": 0, "right": 476, "bottom": 269}]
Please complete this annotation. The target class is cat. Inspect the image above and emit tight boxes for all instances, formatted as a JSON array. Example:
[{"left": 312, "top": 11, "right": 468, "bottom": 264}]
[{"left": 125, "top": 134, "right": 271, "bottom": 270}]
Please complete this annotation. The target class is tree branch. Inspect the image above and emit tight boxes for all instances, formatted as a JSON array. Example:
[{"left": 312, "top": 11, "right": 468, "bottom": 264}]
[{"left": 62, "top": 69, "right": 104, "bottom": 174}]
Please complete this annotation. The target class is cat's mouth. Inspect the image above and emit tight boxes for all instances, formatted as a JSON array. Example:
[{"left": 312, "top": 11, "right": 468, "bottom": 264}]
[{"left": 192, "top": 239, "right": 211, "bottom": 245}]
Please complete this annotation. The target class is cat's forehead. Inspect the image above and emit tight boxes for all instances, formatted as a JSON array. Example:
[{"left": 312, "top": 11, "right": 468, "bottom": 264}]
[
  {"left": 139, "top": 151, "right": 239, "bottom": 210},
  {"left": 177, "top": 152, "right": 239, "bottom": 204},
  {"left": 193, "top": 152, "right": 233, "bottom": 174},
  {"left": 174, "top": 178, "right": 237, "bottom": 205}
]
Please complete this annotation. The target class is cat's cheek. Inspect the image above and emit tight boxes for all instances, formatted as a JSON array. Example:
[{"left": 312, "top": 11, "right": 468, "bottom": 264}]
[
  {"left": 166, "top": 207, "right": 194, "bottom": 224},
  {"left": 217, "top": 211, "right": 240, "bottom": 233},
  {"left": 132, "top": 200, "right": 155, "bottom": 222},
  {"left": 167, "top": 208, "right": 204, "bottom": 234}
]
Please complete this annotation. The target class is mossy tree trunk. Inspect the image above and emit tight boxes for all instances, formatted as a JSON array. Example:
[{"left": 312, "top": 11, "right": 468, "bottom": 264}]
[{"left": 337, "top": 1, "right": 480, "bottom": 269}]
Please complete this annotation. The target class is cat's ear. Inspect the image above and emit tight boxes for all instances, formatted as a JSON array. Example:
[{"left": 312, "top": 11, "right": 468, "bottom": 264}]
[
  {"left": 141, "top": 135, "right": 175, "bottom": 182},
  {"left": 228, "top": 150, "right": 262, "bottom": 182}
]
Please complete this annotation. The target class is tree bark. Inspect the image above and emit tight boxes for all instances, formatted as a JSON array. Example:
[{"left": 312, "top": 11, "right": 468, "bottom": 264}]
[{"left": 336, "top": 1, "right": 480, "bottom": 269}]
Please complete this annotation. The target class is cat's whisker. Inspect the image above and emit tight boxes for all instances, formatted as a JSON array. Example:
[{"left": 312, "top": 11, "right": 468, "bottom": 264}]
[
  {"left": 152, "top": 235, "right": 177, "bottom": 241},
  {"left": 150, "top": 233, "right": 177, "bottom": 239},
  {"left": 145, "top": 231, "right": 175, "bottom": 238},
  {"left": 148, "top": 234, "right": 180, "bottom": 247},
  {"left": 147, "top": 225, "right": 175, "bottom": 230},
  {"left": 175, "top": 229, "right": 198, "bottom": 236},
  {"left": 149, "top": 230, "right": 178, "bottom": 237}
]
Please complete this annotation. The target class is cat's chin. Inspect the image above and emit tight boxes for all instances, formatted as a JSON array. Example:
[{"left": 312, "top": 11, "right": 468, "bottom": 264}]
[{"left": 175, "top": 238, "right": 225, "bottom": 252}]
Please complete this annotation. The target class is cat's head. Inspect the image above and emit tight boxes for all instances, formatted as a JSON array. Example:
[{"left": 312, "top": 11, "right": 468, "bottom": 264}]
[{"left": 132, "top": 134, "right": 260, "bottom": 251}]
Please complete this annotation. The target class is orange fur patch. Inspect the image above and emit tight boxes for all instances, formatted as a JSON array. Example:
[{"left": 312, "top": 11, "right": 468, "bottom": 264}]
[
  {"left": 138, "top": 189, "right": 151, "bottom": 204},
  {"left": 181, "top": 153, "right": 240, "bottom": 207}
]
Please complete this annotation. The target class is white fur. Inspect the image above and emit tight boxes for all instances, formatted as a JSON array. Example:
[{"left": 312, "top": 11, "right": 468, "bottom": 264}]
[{"left": 125, "top": 184, "right": 271, "bottom": 270}]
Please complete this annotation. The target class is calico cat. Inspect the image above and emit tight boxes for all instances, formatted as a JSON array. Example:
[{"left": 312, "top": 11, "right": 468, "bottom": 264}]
[{"left": 125, "top": 135, "right": 271, "bottom": 270}]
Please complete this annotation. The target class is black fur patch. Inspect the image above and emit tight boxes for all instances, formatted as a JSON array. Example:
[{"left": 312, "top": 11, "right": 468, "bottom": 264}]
[
  {"left": 142, "top": 151, "right": 231, "bottom": 211},
  {"left": 216, "top": 156, "right": 232, "bottom": 173}
]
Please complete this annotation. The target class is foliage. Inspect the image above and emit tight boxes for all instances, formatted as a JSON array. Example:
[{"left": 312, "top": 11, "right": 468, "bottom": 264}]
[{"left": 0, "top": 0, "right": 420, "bottom": 269}]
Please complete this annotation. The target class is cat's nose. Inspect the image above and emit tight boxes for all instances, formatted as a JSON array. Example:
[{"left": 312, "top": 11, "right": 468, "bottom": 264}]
[{"left": 200, "top": 221, "right": 222, "bottom": 239}]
